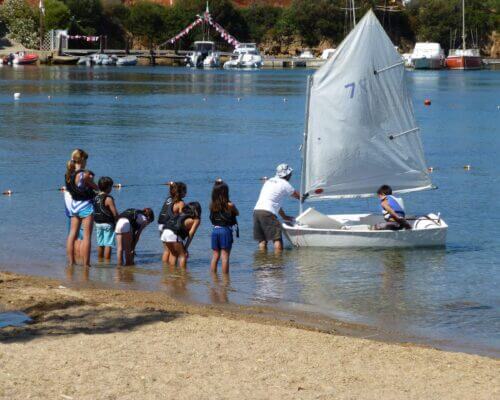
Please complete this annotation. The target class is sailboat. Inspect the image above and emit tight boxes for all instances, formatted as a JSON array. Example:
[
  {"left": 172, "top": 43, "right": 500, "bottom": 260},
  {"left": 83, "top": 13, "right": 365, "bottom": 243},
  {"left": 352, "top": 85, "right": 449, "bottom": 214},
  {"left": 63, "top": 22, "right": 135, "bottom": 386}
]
[
  {"left": 445, "top": 0, "right": 482, "bottom": 70},
  {"left": 282, "top": 10, "right": 447, "bottom": 248}
]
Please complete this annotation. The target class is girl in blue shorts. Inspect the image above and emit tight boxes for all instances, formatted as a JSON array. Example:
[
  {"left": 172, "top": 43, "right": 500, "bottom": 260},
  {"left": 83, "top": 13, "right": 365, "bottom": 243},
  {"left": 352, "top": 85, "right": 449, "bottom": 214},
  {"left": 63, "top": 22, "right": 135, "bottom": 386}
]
[{"left": 209, "top": 180, "right": 239, "bottom": 274}]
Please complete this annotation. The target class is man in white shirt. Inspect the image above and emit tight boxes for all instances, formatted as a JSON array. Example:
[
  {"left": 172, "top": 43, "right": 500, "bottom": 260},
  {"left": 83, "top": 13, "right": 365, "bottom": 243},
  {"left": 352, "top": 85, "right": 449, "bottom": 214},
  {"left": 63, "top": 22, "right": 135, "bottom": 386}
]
[{"left": 253, "top": 164, "right": 300, "bottom": 252}]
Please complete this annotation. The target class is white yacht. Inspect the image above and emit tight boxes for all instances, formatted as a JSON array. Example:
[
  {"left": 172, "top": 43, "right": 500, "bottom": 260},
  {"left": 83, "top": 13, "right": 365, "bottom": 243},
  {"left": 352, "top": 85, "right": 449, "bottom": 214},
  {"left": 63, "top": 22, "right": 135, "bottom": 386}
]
[
  {"left": 186, "top": 41, "right": 220, "bottom": 68},
  {"left": 410, "top": 42, "right": 445, "bottom": 69},
  {"left": 223, "top": 43, "right": 263, "bottom": 69}
]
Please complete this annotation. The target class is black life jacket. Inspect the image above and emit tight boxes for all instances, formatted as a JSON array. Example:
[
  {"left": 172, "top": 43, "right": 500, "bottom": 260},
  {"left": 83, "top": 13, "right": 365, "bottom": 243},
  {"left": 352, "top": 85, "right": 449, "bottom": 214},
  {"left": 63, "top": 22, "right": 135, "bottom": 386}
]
[
  {"left": 158, "top": 197, "right": 175, "bottom": 225},
  {"left": 163, "top": 211, "right": 194, "bottom": 240},
  {"left": 118, "top": 209, "right": 145, "bottom": 235},
  {"left": 65, "top": 169, "right": 95, "bottom": 201},
  {"left": 94, "top": 193, "right": 115, "bottom": 225},
  {"left": 210, "top": 209, "right": 237, "bottom": 227}
]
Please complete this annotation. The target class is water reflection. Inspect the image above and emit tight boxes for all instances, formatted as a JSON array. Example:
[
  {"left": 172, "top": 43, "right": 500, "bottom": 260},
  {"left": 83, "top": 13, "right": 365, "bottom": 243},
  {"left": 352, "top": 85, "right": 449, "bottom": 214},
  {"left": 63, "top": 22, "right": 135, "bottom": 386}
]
[
  {"left": 209, "top": 273, "right": 230, "bottom": 304},
  {"left": 252, "top": 251, "right": 287, "bottom": 302},
  {"left": 161, "top": 265, "right": 192, "bottom": 299}
]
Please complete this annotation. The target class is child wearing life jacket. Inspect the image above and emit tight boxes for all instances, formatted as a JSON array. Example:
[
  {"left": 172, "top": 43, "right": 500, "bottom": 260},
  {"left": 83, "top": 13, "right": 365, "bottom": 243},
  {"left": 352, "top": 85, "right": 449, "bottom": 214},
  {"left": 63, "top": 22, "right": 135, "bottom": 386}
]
[
  {"left": 373, "top": 185, "right": 411, "bottom": 230},
  {"left": 94, "top": 177, "right": 119, "bottom": 261},
  {"left": 162, "top": 202, "right": 201, "bottom": 268},
  {"left": 115, "top": 208, "right": 154, "bottom": 266},
  {"left": 209, "top": 180, "right": 239, "bottom": 274},
  {"left": 158, "top": 182, "right": 187, "bottom": 264},
  {"left": 65, "top": 149, "right": 98, "bottom": 268}
]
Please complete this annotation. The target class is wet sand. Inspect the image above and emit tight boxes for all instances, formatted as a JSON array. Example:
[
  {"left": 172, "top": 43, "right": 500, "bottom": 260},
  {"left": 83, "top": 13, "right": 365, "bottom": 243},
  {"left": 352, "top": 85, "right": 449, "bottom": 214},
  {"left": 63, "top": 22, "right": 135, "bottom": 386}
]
[{"left": 0, "top": 271, "right": 498, "bottom": 399}]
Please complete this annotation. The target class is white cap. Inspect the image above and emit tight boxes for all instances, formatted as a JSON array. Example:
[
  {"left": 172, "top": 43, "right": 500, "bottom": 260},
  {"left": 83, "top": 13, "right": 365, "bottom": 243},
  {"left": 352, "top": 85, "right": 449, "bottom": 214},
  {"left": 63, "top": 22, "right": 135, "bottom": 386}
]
[{"left": 276, "top": 163, "right": 293, "bottom": 178}]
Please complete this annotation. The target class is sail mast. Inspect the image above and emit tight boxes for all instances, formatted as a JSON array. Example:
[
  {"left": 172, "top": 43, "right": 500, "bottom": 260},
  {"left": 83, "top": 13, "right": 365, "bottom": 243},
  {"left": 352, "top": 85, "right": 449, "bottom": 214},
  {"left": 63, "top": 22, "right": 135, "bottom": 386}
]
[
  {"left": 462, "top": 0, "right": 466, "bottom": 50},
  {"left": 299, "top": 75, "right": 313, "bottom": 215}
]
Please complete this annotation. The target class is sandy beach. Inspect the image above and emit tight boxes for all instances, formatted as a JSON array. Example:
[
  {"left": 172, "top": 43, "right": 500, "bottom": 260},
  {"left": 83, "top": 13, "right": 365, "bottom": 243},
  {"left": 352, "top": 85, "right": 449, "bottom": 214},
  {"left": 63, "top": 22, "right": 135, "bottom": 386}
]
[{"left": 0, "top": 271, "right": 498, "bottom": 399}]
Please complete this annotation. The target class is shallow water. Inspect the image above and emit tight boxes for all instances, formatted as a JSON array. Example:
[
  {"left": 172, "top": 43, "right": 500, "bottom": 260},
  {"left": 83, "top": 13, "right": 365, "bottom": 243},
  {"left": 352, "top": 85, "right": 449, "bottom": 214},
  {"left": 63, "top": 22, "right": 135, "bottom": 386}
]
[{"left": 0, "top": 66, "right": 499, "bottom": 355}]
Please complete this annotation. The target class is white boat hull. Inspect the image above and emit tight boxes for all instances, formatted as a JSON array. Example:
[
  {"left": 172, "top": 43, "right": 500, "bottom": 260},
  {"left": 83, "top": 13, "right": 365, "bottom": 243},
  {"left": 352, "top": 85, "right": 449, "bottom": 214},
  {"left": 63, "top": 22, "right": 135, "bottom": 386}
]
[{"left": 283, "top": 211, "right": 447, "bottom": 248}]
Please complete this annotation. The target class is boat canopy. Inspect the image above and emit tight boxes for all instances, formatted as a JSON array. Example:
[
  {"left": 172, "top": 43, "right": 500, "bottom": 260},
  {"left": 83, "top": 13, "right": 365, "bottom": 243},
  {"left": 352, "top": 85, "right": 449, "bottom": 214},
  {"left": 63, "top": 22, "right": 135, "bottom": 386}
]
[{"left": 302, "top": 10, "right": 432, "bottom": 200}]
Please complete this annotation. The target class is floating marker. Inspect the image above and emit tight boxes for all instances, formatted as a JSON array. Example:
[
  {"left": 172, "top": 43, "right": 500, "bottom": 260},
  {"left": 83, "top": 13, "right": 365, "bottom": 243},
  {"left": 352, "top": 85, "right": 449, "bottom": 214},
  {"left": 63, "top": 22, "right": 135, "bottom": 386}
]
[
  {"left": 260, "top": 176, "right": 268, "bottom": 181},
  {"left": 424, "top": 99, "right": 431, "bottom": 106},
  {"left": 237, "top": 97, "right": 242, "bottom": 102},
  {"left": 14, "top": 93, "right": 20, "bottom": 100},
  {"left": 47, "top": 95, "right": 52, "bottom": 100},
  {"left": 215, "top": 177, "right": 223, "bottom": 183},
  {"left": 59, "top": 186, "right": 66, "bottom": 192},
  {"left": 113, "top": 183, "right": 122, "bottom": 189},
  {"left": 115, "top": 96, "right": 119, "bottom": 100},
  {"left": 202, "top": 97, "right": 207, "bottom": 102},
  {"left": 164, "top": 181, "right": 174, "bottom": 186},
  {"left": 427, "top": 167, "right": 434, "bottom": 173},
  {"left": 3, "top": 190, "right": 13, "bottom": 196},
  {"left": 463, "top": 165, "right": 471, "bottom": 171},
  {"left": 283, "top": 98, "right": 288, "bottom": 102}
]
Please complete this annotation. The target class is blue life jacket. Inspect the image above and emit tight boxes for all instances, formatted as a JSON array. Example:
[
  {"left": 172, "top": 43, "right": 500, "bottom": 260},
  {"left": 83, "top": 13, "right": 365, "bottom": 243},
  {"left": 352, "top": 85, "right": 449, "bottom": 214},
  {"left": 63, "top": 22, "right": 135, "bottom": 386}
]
[{"left": 381, "top": 195, "right": 405, "bottom": 221}]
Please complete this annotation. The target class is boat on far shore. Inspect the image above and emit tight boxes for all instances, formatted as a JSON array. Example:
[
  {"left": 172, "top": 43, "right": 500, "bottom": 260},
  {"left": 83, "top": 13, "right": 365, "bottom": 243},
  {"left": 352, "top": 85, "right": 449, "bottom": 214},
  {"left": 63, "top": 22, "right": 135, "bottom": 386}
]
[
  {"left": 116, "top": 55, "right": 138, "bottom": 66},
  {"left": 445, "top": 0, "right": 482, "bottom": 70},
  {"left": 410, "top": 43, "right": 444, "bottom": 69},
  {"left": 2, "top": 51, "right": 38, "bottom": 65}
]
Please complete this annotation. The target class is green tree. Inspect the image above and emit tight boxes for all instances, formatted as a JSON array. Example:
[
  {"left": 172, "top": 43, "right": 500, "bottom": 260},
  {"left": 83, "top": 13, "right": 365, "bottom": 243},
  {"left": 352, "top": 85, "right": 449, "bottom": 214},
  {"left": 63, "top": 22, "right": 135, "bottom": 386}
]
[
  {"left": 63, "top": 0, "right": 104, "bottom": 35},
  {"left": 0, "top": 0, "right": 38, "bottom": 48},
  {"left": 126, "top": 1, "right": 169, "bottom": 49},
  {"left": 44, "top": 0, "right": 71, "bottom": 31},
  {"left": 240, "top": 3, "right": 282, "bottom": 43}
]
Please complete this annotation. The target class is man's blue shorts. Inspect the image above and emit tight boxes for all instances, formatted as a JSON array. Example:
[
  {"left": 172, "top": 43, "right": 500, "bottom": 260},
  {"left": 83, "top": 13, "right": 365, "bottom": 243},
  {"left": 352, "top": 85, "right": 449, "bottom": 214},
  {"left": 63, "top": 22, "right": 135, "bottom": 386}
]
[{"left": 211, "top": 226, "right": 233, "bottom": 251}]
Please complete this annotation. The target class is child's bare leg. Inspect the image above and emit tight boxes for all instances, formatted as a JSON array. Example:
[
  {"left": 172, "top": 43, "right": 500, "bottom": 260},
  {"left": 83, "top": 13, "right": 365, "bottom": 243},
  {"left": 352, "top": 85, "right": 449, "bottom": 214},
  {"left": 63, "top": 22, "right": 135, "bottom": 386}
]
[
  {"left": 162, "top": 243, "right": 170, "bottom": 264},
  {"left": 104, "top": 246, "right": 112, "bottom": 260},
  {"left": 97, "top": 246, "right": 104, "bottom": 260},
  {"left": 166, "top": 243, "right": 178, "bottom": 267},
  {"left": 122, "top": 232, "right": 133, "bottom": 265},
  {"left": 74, "top": 240, "right": 82, "bottom": 263},
  {"left": 273, "top": 239, "right": 283, "bottom": 253},
  {"left": 221, "top": 249, "right": 231, "bottom": 274},
  {"left": 176, "top": 243, "right": 187, "bottom": 268},
  {"left": 210, "top": 250, "right": 220, "bottom": 273},
  {"left": 66, "top": 217, "right": 82, "bottom": 267},
  {"left": 258, "top": 241, "right": 267, "bottom": 251},
  {"left": 116, "top": 234, "right": 124, "bottom": 266},
  {"left": 81, "top": 215, "right": 94, "bottom": 267}
]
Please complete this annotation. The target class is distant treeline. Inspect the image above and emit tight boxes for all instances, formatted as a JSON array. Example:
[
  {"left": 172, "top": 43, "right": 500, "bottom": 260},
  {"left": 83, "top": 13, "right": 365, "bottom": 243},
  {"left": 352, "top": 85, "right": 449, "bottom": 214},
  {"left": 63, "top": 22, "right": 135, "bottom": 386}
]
[{"left": 0, "top": 0, "right": 498, "bottom": 53}]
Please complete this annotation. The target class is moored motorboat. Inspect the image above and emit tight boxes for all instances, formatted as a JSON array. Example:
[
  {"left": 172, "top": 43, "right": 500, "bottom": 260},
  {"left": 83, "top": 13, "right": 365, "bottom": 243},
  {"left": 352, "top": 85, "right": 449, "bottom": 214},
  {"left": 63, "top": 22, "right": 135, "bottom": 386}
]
[
  {"left": 186, "top": 41, "right": 219, "bottom": 68},
  {"left": 12, "top": 52, "right": 38, "bottom": 65},
  {"left": 223, "top": 43, "right": 262, "bottom": 69},
  {"left": 410, "top": 43, "right": 444, "bottom": 69},
  {"left": 282, "top": 10, "right": 447, "bottom": 249}
]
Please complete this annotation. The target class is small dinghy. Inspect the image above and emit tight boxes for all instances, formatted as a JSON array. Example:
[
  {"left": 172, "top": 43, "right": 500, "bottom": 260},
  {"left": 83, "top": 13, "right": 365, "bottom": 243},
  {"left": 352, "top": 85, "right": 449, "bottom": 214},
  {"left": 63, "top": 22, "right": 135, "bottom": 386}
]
[
  {"left": 282, "top": 10, "right": 447, "bottom": 249},
  {"left": 116, "top": 55, "right": 138, "bottom": 66},
  {"left": 52, "top": 55, "right": 80, "bottom": 65}
]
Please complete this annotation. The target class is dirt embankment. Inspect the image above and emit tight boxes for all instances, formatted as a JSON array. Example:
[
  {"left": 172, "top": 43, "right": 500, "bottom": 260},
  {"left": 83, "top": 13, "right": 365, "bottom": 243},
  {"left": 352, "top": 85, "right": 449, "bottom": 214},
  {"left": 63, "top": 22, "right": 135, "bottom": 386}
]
[{"left": 0, "top": 271, "right": 498, "bottom": 399}]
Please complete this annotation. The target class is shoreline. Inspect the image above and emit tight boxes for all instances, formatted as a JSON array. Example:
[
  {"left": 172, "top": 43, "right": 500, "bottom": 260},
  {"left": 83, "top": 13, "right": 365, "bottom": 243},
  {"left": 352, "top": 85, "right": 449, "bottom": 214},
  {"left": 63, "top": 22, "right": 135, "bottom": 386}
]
[{"left": 1, "top": 270, "right": 498, "bottom": 399}]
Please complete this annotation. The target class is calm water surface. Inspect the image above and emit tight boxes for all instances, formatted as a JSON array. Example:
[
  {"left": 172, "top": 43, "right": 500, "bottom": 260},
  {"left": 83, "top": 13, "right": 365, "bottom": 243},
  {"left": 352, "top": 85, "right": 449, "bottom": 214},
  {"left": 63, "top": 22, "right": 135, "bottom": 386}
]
[{"left": 0, "top": 66, "right": 498, "bottom": 355}]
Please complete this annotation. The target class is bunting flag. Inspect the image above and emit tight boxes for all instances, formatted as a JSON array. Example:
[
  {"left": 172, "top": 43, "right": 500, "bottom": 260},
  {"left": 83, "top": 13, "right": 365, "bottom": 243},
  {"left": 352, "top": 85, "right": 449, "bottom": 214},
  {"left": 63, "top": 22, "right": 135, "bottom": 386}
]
[
  {"left": 160, "top": 10, "right": 239, "bottom": 48},
  {"left": 65, "top": 35, "right": 100, "bottom": 42}
]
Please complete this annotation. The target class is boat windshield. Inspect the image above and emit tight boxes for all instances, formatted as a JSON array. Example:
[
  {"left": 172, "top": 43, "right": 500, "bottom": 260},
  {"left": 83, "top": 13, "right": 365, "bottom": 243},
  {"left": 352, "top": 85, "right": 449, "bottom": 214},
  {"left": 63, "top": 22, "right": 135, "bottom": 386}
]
[{"left": 194, "top": 42, "right": 215, "bottom": 52}]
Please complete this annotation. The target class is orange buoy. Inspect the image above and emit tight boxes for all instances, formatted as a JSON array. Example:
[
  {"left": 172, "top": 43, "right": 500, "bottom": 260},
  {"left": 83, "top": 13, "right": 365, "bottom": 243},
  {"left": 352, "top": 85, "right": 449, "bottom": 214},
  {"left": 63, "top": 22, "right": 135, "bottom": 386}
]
[
  {"left": 424, "top": 99, "right": 431, "bottom": 106},
  {"left": 3, "top": 190, "right": 13, "bottom": 196}
]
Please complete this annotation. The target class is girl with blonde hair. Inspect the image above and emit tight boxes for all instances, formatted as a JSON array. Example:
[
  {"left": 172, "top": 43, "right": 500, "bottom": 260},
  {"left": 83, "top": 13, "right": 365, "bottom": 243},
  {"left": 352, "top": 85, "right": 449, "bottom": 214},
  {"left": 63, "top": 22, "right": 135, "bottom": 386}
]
[{"left": 64, "top": 149, "right": 98, "bottom": 267}]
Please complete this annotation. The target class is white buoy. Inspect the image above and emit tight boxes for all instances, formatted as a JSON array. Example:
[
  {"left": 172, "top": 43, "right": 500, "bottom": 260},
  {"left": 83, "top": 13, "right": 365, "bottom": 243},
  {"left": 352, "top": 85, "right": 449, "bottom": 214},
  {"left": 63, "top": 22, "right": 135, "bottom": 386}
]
[
  {"left": 237, "top": 97, "right": 242, "bottom": 102},
  {"left": 47, "top": 95, "right": 52, "bottom": 100},
  {"left": 115, "top": 96, "right": 119, "bottom": 100},
  {"left": 202, "top": 97, "right": 207, "bottom": 102},
  {"left": 427, "top": 167, "right": 434, "bottom": 173},
  {"left": 464, "top": 165, "right": 471, "bottom": 171},
  {"left": 283, "top": 98, "right": 287, "bottom": 102},
  {"left": 14, "top": 93, "right": 20, "bottom": 100}
]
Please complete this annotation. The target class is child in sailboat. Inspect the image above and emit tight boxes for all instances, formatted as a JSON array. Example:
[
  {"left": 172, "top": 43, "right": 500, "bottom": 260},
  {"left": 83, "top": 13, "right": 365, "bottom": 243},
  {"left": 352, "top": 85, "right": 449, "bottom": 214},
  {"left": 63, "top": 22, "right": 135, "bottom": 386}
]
[{"left": 373, "top": 185, "right": 412, "bottom": 230}]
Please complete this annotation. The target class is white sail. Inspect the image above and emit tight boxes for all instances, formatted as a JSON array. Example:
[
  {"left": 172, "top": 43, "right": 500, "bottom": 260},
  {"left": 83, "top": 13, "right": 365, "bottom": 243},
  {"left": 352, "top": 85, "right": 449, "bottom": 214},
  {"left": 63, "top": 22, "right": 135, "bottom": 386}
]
[{"left": 303, "top": 10, "right": 432, "bottom": 200}]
